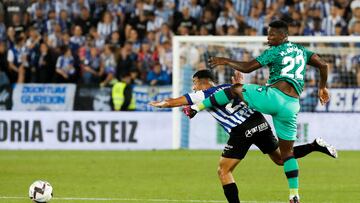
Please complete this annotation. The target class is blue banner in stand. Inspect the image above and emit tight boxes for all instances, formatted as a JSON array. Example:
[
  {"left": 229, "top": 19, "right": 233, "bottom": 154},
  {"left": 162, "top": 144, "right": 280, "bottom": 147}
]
[
  {"left": 12, "top": 84, "right": 76, "bottom": 111},
  {"left": 133, "top": 85, "right": 172, "bottom": 111}
]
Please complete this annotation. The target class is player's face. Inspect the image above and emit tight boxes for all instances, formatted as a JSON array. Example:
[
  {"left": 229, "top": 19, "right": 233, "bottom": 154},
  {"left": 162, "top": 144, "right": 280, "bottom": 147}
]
[
  {"left": 267, "top": 27, "right": 286, "bottom": 46},
  {"left": 192, "top": 77, "right": 202, "bottom": 91},
  {"left": 192, "top": 77, "right": 211, "bottom": 91}
]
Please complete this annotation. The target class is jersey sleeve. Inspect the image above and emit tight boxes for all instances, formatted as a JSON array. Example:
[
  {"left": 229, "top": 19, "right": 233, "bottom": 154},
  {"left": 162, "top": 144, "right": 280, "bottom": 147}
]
[
  {"left": 304, "top": 48, "right": 315, "bottom": 62},
  {"left": 183, "top": 91, "right": 205, "bottom": 105},
  {"left": 255, "top": 47, "right": 277, "bottom": 66}
]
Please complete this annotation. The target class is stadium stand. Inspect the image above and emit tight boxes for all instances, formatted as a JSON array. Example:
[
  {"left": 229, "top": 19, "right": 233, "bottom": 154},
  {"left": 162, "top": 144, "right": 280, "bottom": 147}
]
[{"left": 0, "top": 0, "right": 359, "bottom": 87}]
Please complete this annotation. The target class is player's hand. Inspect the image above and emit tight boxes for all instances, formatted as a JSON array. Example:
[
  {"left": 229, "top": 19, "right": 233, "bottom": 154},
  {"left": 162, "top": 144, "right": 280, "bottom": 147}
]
[
  {"left": 182, "top": 106, "right": 197, "bottom": 119},
  {"left": 149, "top": 101, "right": 169, "bottom": 108},
  {"left": 231, "top": 70, "right": 244, "bottom": 84},
  {"left": 318, "top": 87, "right": 330, "bottom": 105},
  {"left": 208, "top": 56, "right": 228, "bottom": 68}
]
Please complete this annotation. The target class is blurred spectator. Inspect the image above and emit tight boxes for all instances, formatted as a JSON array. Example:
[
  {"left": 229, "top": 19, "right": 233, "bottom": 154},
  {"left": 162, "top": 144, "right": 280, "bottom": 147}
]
[
  {"left": 216, "top": 7, "right": 238, "bottom": 35},
  {"left": 155, "top": 0, "right": 173, "bottom": 23},
  {"left": 129, "top": 67, "right": 144, "bottom": 85},
  {"left": 146, "top": 11, "right": 164, "bottom": 32},
  {"left": 107, "top": 0, "right": 126, "bottom": 29},
  {"left": 88, "top": 27, "right": 105, "bottom": 50},
  {"left": 100, "top": 44, "right": 116, "bottom": 87},
  {"left": 107, "top": 31, "right": 122, "bottom": 49},
  {"left": 7, "top": 34, "right": 27, "bottom": 83},
  {"left": 0, "top": 41, "right": 10, "bottom": 85},
  {"left": 45, "top": 10, "right": 57, "bottom": 34},
  {"left": 112, "top": 72, "right": 136, "bottom": 111},
  {"left": 6, "top": 26, "right": 16, "bottom": 48},
  {"left": 97, "top": 11, "right": 118, "bottom": 40},
  {"left": 349, "top": 5, "right": 360, "bottom": 34},
  {"left": 0, "top": 15, "right": 6, "bottom": 42},
  {"left": 138, "top": 40, "right": 155, "bottom": 71},
  {"left": 74, "top": 7, "right": 94, "bottom": 35},
  {"left": 189, "top": 0, "right": 203, "bottom": 20},
  {"left": 351, "top": 20, "right": 360, "bottom": 36},
  {"left": 71, "top": 0, "right": 90, "bottom": 19},
  {"left": 54, "top": 0, "right": 71, "bottom": 18},
  {"left": 10, "top": 13, "right": 25, "bottom": 34},
  {"left": 207, "top": 0, "right": 222, "bottom": 19},
  {"left": 70, "top": 26, "right": 86, "bottom": 52},
  {"left": 82, "top": 46, "right": 103, "bottom": 84},
  {"left": 26, "top": 27, "right": 42, "bottom": 82},
  {"left": 47, "top": 23, "right": 63, "bottom": 50},
  {"left": 173, "top": 6, "right": 197, "bottom": 35},
  {"left": 127, "top": 11, "right": 148, "bottom": 40},
  {"left": 55, "top": 46, "right": 76, "bottom": 83},
  {"left": 0, "top": 0, "right": 358, "bottom": 90},
  {"left": 127, "top": 28, "right": 142, "bottom": 53},
  {"left": 31, "top": 6, "right": 47, "bottom": 34},
  {"left": 288, "top": 21, "right": 301, "bottom": 35},
  {"left": 322, "top": 5, "right": 346, "bottom": 35},
  {"left": 227, "top": 25, "right": 238, "bottom": 35},
  {"left": 36, "top": 42, "right": 56, "bottom": 83},
  {"left": 3, "top": 0, "right": 28, "bottom": 27},
  {"left": 28, "top": 0, "right": 53, "bottom": 21},
  {"left": 198, "top": 8, "right": 216, "bottom": 35},
  {"left": 304, "top": 17, "right": 325, "bottom": 36},
  {"left": 92, "top": 0, "right": 108, "bottom": 23},
  {"left": 246, "top": 5, "right": 265, "bottom": 35},
  {"left": 57, "top": 10, "right": 71, "bottom": 33},
  {"left": 146, "top": 62, "right": 171, "bottom": 86},
  {"left": 158, "top": 40, "right": 172, "bottom": 72},
  {"left": 116, "top": 41, "right": 137, "bottom": 79},
  {"left": 155, "top": 23, "right": 173, "bottom": 45}
]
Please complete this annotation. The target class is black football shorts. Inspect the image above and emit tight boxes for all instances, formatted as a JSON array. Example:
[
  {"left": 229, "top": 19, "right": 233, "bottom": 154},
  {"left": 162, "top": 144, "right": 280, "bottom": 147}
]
[{"left": 221, "top": 111, "right": 278, "bottom": 160}]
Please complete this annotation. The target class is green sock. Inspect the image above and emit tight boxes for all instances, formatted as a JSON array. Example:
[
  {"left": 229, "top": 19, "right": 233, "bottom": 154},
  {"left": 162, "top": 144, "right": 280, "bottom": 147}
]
[
  {"left": 193, "top": 89, "right": 232, "bottom": 111},
  {"left": 284, "top": 157, "right": 299, "bottom": 199}
]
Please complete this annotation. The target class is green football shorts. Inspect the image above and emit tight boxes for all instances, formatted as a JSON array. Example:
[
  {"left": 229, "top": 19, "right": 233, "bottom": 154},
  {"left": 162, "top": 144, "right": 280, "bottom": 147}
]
[{"left": 242, "top": 84, "right": 300, "bottom": 141}]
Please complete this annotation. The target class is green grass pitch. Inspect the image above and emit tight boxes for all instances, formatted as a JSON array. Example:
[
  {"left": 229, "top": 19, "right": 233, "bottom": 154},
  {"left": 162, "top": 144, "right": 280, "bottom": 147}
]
[{"left": 0, "top": 150, "right": 359, "bottom": 203}]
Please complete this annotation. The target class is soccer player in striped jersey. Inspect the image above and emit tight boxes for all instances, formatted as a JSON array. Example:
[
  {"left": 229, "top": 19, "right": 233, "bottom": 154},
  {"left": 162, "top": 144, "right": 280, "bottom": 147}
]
[
  {"left": 185, "top": 20, "right": 331, "bottom": 203},
  {"left": 150, "top": 69, "right": 337, "bottom": 203}
]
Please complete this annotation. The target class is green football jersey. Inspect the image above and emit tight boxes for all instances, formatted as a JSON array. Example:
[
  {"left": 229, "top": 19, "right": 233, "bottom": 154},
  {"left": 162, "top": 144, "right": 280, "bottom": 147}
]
[{"left": 255, "top": 41, "right": 314, "bottom": 95}]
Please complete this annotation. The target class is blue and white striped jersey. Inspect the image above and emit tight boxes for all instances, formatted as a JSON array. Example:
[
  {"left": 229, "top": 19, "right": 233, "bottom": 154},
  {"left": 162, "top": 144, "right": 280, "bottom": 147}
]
[{"left": 184, "top": 84, "right": 255, "bottom": 133}]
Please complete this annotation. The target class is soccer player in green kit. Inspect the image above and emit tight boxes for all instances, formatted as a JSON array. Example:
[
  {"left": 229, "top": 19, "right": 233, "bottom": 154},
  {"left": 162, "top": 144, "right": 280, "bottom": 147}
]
[{"left": 183, "top": 20, "right": 330, "bottom": 203}]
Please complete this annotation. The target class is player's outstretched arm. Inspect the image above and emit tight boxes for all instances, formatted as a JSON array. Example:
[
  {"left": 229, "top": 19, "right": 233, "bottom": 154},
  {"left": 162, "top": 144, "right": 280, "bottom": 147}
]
[
  {"left": 307, "top": 54, "right": 330, "bottom": 105},
  {"left": 208, "top": 57, "right": 262, "bottom": 73},
  {"left": 149, "top": 96, "right": 189, "bottom": 108}
]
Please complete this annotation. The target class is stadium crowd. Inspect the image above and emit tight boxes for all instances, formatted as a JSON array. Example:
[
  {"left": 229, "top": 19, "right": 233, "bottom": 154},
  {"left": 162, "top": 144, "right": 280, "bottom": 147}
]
[{"left": 0, "top": 0, "right": 359, "bottom": 87}]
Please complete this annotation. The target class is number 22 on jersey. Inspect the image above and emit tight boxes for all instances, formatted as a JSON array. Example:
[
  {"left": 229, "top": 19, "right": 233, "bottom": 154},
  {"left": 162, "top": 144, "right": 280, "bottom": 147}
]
[{"left": 281, "top": 55, "right": 305, "bottom": 80}]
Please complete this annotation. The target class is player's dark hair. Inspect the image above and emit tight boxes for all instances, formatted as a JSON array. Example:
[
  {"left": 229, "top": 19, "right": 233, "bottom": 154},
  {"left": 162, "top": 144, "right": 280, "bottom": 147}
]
[
  {"left": 193, "top": 69, "right": 215, "bottom": 82},
  {"left": 269, "top": 20, "right": 289, "bottom": 35}
]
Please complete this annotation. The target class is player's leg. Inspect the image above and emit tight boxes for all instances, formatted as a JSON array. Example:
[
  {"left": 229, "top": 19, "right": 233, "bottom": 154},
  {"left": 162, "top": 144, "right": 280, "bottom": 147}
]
[
  {"left": 278, "top": 138, "right": 300, "bottom": 203},
  {"left": 191, "top": 84, "right": 275, "bottom": 114},
  {"left": 294, "top": 137, "right": 338, "bottom": 158},
  {"left": 218, "top": 157, "right": 241, "bottom": 203},
  {"left": 219, "top": 125, "right": 253, "bottom": 203},
  {"left": 268, "top": 138, "right": 338, "bottom": 166},
  {"left": 272, "top": 98, "right": 301, "bottom": 202}
]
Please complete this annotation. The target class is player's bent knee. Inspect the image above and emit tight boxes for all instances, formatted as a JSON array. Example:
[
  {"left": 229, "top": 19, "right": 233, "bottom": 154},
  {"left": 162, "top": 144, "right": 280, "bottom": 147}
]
[{"left": 217, "top": 166, "right": 231, "bottom": 180}]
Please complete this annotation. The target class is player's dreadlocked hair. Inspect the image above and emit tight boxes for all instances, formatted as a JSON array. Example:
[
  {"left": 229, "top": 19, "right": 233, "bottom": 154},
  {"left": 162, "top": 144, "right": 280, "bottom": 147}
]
[
  {"left": 193, "top": 69, "right": 215, "bottom": 82},
  {"left": 269, "top": 20, "right": 289, "bottom": 35}
]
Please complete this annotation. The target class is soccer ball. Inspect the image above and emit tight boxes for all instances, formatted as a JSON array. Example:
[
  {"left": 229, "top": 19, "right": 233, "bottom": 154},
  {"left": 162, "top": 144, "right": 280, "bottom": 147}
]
[{"left": 28, "top": 180, "right": 53, "bottom": 202}]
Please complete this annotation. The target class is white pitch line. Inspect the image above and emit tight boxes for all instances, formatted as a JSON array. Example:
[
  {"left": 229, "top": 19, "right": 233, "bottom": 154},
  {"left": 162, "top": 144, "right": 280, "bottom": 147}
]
[{"left": 0, "top": 196, "right": 288, "bottom": 203}]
